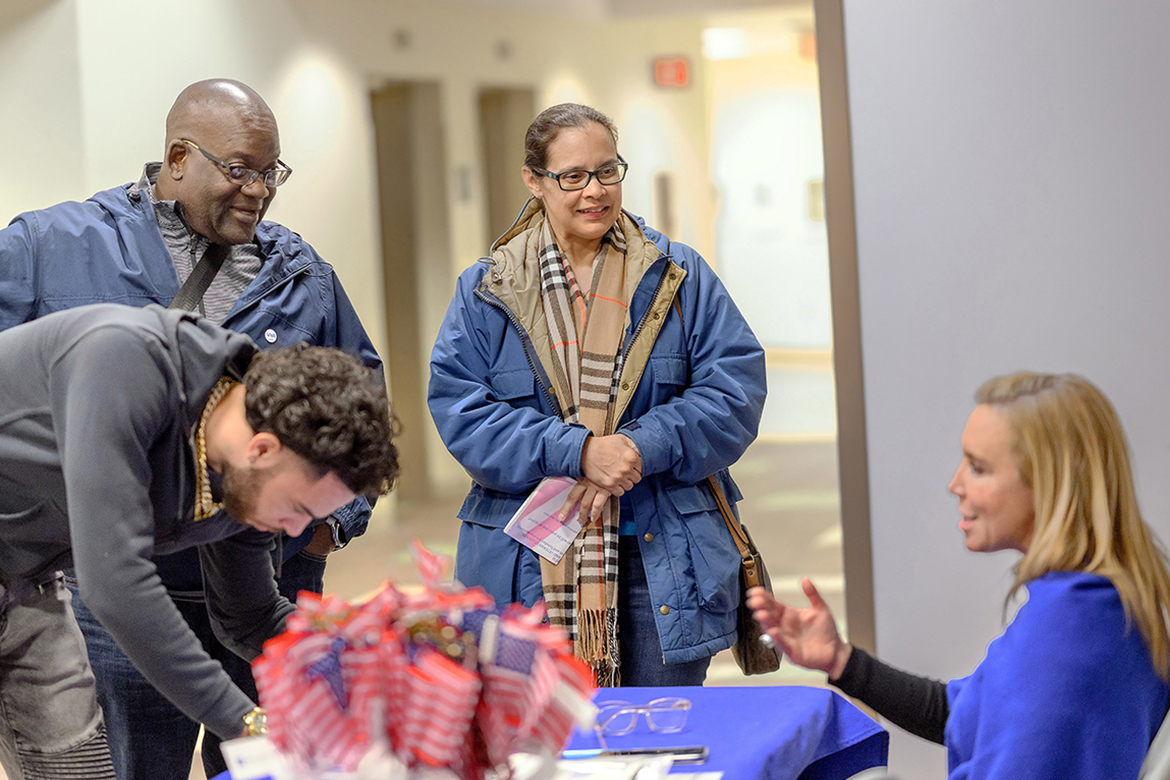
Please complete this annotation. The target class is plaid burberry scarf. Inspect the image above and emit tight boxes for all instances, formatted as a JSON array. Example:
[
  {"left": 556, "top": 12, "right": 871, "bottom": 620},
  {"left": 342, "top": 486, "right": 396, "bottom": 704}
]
[{"left": 537, "top": 218, "right": 627, "bottom": 686}]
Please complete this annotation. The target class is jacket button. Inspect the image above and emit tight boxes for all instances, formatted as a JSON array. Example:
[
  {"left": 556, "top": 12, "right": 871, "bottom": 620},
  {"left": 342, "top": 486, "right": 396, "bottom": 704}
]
[
  {"left": 643, "top": 533, "right": 654, "bottom": 542},
  {"left": 652, "top": 312, "right": 660, "bottom": 320},
  {"left": 659, "top": 605, "right": 670, "bottom": 615},
  {"left": 549, "top": 386, "right": 556, "bottom": 394},
  {"left": 622, "top": 382, "right": 629, "bottom": 390}
]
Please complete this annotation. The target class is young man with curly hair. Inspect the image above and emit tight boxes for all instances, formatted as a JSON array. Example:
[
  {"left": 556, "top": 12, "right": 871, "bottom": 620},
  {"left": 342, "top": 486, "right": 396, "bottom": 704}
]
[{"left": 0, "top": 303, "right": 398, "bottom": 780}]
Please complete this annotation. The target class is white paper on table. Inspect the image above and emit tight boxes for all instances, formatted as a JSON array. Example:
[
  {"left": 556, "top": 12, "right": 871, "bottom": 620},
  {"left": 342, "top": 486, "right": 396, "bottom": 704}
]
[
  {"left": 219, "top": 735, "right": 290, "bottom": 780},
  {"left": 221, "top": 735, "right": 416, "bottom": 780},
  {"left": 552, "top": 756, "right": 678, "bottom": 780},
  {"left": 503, "top": 476, "right": 583, "bottom": 564}
]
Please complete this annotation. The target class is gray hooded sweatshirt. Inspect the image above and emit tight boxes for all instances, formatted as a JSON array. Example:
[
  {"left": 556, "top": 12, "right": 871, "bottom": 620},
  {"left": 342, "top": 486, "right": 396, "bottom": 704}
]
[{"left": 0, "top": 303, "right": 294, "bottom": 739}]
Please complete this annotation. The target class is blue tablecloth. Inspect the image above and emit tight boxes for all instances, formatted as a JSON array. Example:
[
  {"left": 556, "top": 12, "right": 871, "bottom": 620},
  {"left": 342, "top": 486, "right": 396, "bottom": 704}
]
[
  {"left": 214, "top": 685, "right": 887, "bottom": 780},
  {"left": 567, "top": 685, "right": 887, "bottom": 780}
]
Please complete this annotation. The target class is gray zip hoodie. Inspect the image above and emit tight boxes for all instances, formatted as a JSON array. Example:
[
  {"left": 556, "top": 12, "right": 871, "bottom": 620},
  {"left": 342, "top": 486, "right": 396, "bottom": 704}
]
[{"left": 0, "top": 303, "right": 294, "bottom": 739}]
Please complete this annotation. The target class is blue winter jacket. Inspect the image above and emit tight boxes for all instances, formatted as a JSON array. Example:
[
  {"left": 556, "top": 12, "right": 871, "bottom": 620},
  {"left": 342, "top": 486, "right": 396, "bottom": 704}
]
[
  {"left": 0, "top": 182, "right": 381, "bottom": 587},
  {"left": 428, "top": 204, "right": 766, "bottom": 664}
]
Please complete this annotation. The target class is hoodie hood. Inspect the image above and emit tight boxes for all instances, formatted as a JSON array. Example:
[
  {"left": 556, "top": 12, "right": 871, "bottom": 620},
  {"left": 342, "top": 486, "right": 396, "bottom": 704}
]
[{"left": 143, "top": 304, "right": 257, "bottom": 436}]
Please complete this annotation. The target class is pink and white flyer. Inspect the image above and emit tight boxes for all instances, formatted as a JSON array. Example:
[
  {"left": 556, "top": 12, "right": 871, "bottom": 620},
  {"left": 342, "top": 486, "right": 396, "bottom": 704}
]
[{"left": 503, "top": 476, "right": 584, "bottom": 564}]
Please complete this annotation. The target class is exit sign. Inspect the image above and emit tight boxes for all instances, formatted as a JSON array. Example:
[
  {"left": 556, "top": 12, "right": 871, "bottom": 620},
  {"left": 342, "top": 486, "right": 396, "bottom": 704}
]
[{"left": 653, "top": 57, "right": 690, "bottom": 88}]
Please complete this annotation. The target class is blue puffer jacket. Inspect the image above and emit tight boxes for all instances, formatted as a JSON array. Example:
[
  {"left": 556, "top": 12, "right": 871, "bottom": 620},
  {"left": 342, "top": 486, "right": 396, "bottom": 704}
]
[
  {"left": 428, "top": 204, "right": 766, "bottom": 663},
  {"left": 0, "top": 182, "right": 380, "bottom": 583}
]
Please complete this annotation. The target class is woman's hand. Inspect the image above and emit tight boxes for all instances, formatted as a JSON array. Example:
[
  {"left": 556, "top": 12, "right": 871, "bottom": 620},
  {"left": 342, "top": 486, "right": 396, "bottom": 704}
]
[
  {"left": 581, "top": 434, "right": 642, "bottom": 494},
  {"left": 747, "top": 579, "right": 852, "bottom": 680},
  {"left": 556, "top": 478, "right": 614, "bottom": 526}
]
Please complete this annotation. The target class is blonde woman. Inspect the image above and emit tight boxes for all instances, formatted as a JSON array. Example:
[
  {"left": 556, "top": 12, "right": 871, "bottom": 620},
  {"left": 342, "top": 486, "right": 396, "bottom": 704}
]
[{"left": 749, "top": 373, "right": 1170, "bottom": 779}]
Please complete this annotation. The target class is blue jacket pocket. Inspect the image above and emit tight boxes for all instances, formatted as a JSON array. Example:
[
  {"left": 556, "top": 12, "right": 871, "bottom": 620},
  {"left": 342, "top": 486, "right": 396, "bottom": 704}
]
[
  {"left": 651, "top": 354, "right": 688, "bottom": 385},
  {"left": 663, "top": 482, "right": 741, "bottom": 613},
  {"left": 488, "top": 368, "right": 537, "bottom": 401},
  {"left": 458, "top": 482, "right": 527, "bottom": 529}
]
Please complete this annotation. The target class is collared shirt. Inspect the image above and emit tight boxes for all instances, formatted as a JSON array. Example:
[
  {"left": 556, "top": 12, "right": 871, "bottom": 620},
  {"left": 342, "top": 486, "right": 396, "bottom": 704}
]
[{"left": 130, "top": 163, "right": 263, "bottom": 324}]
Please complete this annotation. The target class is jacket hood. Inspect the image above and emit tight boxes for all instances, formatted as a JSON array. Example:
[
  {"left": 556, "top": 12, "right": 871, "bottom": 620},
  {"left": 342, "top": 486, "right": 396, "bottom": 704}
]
[
  {"left": 92, "top": 183, "right": 146, "bottom": 220},
  {"left": 484, "top": 199, "right": 666, "bottom": 314},
  {"left": 143, "top": 304, "right": 258, "bottom": 435},
  {"left": 93, "top": 184, "right": 314, "bottom": 279}
]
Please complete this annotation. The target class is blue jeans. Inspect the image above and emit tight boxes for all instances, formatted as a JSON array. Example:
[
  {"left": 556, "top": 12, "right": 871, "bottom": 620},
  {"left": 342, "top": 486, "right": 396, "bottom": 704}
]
[
  {"left": 69, "top": 549, "right": 328, "bottom": 780},
  {"left": 616, "top": 536, "right": 711, "bottom": 687},
  {"left": 0, "top": 579, "right": 117, "bottom": 779}
]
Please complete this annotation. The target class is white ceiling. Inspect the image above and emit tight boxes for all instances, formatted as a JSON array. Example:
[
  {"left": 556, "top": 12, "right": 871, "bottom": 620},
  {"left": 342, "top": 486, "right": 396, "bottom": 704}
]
[{"left": 458, "top": 0, "right": 808, "bottom": 20}]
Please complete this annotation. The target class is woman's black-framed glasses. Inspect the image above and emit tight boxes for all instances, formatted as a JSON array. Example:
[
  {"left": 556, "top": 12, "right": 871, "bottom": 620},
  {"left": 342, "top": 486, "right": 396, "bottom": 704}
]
[
  {"left": 181, "top": 139, "right": 293, "bottom": 188},
  {"left": 532, "top": 156, "right": 628, "bottom": 191}
]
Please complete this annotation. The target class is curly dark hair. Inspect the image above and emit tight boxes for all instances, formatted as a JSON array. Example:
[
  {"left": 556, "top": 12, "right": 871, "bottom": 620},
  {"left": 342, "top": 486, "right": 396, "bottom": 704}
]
[{"left": 243, "top": 344, "right": 399, "bottom": 496}]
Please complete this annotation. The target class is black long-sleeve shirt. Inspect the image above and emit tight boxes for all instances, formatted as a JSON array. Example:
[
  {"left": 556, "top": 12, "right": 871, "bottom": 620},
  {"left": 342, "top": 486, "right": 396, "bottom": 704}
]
[{"left": 831, "top": 646, "right": 950, "bottom": 744}]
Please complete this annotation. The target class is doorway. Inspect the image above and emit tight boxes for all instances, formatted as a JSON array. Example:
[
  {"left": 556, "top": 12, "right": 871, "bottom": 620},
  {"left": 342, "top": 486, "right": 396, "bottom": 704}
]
[
  {"left": 478, "top": 87, "right": 536, "bottom": 246},
  {"left": 370, "top": 81, "right": 451, "bottom": 502}
]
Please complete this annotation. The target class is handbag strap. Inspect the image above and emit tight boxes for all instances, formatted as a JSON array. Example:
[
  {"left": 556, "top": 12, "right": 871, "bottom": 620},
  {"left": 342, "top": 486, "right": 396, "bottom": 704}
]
[
  {"left": 705, "top": 475, "right": 756, "bottom": 565},
  {"left": 169, "top": 243, "right": 229, "bottom": 312},
  {"left": 672, "top": 289, "right": 758, "bottom": 566}
]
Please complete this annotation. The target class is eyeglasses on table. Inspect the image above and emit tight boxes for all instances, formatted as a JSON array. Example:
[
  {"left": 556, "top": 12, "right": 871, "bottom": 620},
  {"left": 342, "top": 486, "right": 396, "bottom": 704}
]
[{"left": 592, "top": 697, "right": 691, "bottom": 749}]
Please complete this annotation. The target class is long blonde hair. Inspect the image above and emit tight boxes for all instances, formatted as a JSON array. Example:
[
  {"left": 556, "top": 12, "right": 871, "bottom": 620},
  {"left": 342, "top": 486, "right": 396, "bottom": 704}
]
[{"left": 977, "top": 373, "right": 1170, "bottom": 678}]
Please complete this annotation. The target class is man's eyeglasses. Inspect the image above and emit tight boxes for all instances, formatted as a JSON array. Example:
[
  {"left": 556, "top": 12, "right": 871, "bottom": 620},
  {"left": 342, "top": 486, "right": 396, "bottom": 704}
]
[
  {"left": 593, "top": 698, "right": 690, "bottom": 748},
  {"left": 531, "top": 157, "right": 628, "bottom": 191},
  {"left": 181, "top": 140, "right": 293, "bottom": 189}
]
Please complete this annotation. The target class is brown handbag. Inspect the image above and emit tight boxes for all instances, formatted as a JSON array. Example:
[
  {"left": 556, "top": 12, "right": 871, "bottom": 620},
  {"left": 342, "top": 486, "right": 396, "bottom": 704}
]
[{"left": 705, "top": 475, "right": 782, "bottom": 675}]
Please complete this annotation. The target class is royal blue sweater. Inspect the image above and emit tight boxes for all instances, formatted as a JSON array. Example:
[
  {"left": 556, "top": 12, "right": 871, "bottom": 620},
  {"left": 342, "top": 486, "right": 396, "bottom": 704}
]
[{"left": 836, "top": 572, "right": 1169, "bottom": 779}]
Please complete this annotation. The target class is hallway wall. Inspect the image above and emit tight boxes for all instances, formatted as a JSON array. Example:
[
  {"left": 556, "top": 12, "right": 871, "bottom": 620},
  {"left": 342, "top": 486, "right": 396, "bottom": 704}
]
[{"left": 830, "top": 1, "right": 1170, "bottom": 776}]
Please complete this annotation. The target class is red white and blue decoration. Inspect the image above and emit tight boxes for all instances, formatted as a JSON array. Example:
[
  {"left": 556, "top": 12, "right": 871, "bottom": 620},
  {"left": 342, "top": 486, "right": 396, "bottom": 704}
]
[{"left": 251, "top": 541, "right": 596, "bottom": 779}]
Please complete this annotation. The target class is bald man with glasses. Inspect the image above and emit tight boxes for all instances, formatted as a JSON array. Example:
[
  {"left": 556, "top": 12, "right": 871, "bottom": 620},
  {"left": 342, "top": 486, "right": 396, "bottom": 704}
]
[{"left": 0, "top": 78, "right": 381, "bottom": 780}]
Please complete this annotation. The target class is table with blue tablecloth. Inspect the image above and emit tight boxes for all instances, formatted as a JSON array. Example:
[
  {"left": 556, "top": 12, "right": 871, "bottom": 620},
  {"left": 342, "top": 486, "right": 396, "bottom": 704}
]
[
  {"left": 566, "top": 685, "right": 887, "bottom": 780},
  {"left": 214, "top": 685, "right": 887, "bottom": 780}
]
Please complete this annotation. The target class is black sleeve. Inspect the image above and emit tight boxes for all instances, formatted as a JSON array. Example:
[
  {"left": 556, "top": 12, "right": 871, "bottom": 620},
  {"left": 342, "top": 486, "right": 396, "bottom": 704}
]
[
  {"left": 200, "top": 528, "right": 294, "bottom": 661},
  {"left": 830, "top": 646, "right": 950, "bottom": 744}
]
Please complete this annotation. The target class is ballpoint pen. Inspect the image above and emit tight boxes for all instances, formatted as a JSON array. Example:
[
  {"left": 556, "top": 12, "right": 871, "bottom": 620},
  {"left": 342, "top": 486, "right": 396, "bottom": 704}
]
[{"left": 561, "top": 746, "right": 709, "bottom": 765}]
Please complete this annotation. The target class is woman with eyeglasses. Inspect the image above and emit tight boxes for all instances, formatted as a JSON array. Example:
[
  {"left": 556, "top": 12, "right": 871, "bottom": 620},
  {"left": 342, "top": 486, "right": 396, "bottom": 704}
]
[
  {"left": 749, "top": 373, "right": 1170, "bottom": 779},
  {"left": 428, "top": 103, "right": 766, "bottom": 686}
]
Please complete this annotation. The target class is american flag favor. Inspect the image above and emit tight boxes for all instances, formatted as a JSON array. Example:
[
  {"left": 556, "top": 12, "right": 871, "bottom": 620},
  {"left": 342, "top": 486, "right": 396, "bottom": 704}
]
[{"left": 251, "top": 541, "right": 596, "bottom": 779}]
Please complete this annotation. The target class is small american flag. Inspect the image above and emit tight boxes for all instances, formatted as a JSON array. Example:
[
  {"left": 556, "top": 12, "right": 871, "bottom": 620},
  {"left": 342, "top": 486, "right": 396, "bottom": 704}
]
[
  {"left": 411, "top": 539, "right": 450, "bottom": 588},
  {"left": 399, "top": 647, "right": 482, "bottom": 767},
  {"left": 305, "top": 636, "right": 348, "bottom": 709},
  {"left": 255, "top": 630, "right": 371, "bottom": 771},
  {"left": 475, "top": 605, "right": 595, "bottom": 756}
]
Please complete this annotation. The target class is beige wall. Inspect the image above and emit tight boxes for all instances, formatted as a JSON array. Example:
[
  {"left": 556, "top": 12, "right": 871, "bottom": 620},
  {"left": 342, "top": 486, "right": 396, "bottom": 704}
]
[{"left": 0, "top": 0, "right": 85, "bottom": 217}]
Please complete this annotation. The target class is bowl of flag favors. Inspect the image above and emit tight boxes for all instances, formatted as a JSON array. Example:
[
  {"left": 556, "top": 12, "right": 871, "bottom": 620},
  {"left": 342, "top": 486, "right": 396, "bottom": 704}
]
[{"left": 247, "top": 541, "right": 597, "bottom": 780}]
